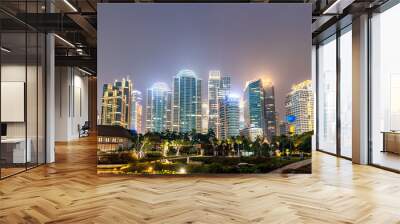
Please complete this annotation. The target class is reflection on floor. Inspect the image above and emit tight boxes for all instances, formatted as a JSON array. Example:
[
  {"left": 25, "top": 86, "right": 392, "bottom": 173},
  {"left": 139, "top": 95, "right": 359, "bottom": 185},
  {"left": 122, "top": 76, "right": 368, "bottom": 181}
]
[
  {"left": 0, "top": 137, "right": 399, "bottom": 223},
  {"left": 373, "top": 150, "right": 400, "bottom": 171},
  {"left": 0, "top": 167, "right": 25, "bottom": 178},
  {"left": 0, "top": 163, "right": 42, "bottom": 179}
]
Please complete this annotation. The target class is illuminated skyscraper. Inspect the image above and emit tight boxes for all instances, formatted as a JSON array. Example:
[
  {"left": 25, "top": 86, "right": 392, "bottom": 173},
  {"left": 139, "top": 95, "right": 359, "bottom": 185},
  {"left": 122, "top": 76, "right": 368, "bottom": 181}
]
[
  {"left": 165, "top": 90, "right": 173, "bottom": 131},
  {"left": 207, "top": 70, "right": 231, "bottom": 138},
  {"left": 218, "top": 76, "right": 231, "bottom": 101},
  {"left": 243, "top": 79, "right": 276, "bottom": 141},
  {"left": 101, "top": 78, "right": 132, "bottom": 129},
  {"left": 172, "top": 69, "right": 202, "bottom": 133},
  {"left": 130, "top": 90, "right": 143, "bottom": 133},
  {"left": 219, "top": 95, "right": 240, "bottom": 139},
  {"left": 285, "top": 80, "right": 314, "bottom": 135},
  {"left": 145, "top": 82, "right": 171, "bottom": 132},
  {"left": 208, "top": 71, "right": 221, "bottom": 134},
  {"left": 263, "top": 80, "right": 277, "bottom": 141},
  {"left": 201, "top": 101, "right": 209, "bottom": 134},
  {"left": 279, "top": 121, "right": 288, "bottom": 136},
  {"left": 244, "top": 79, "right": 265, "bottom": 131}
]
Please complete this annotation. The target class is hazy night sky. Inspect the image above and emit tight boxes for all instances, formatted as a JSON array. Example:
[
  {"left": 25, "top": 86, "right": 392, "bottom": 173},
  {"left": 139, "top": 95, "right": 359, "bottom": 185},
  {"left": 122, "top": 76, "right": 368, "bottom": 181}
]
[{"left": 98, "top": 3, "right": 311, "bottom": 120}]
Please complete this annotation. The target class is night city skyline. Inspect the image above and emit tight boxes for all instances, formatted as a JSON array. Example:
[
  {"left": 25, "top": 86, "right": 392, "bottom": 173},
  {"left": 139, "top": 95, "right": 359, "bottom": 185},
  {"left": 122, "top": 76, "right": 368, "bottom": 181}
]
[{"left": 98, "top": 4, "right": 311, "bottom": 117}]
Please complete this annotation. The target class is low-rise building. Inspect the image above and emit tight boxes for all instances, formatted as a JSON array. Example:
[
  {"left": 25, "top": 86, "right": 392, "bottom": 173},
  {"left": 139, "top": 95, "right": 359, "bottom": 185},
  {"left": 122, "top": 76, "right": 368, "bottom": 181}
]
[
  {"left": 240, "top": 127, "right": 263, "bottom": 142},
  {"left": 97, "top": 125, "right": 133, "bottom": 152}
]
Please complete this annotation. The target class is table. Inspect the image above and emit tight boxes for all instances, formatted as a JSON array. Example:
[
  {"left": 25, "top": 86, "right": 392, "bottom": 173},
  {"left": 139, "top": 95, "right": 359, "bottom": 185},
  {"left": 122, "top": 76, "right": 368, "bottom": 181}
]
[
  {"left": 382, "top": 131, "right": 400, "bottom": 154},
  {"left": 1, "top": 138, "right": 31, "bottom": 163}
]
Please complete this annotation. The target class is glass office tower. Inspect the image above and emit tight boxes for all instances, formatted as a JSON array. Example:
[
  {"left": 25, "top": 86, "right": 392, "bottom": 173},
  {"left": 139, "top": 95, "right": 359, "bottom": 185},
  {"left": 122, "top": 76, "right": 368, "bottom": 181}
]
[
  {"left": 145, "top": 82, "right": 171, "bottom": 133},
  {"left": 172, "top": 70, "right": 202, "bottom": 133},
  {"left": 263, "top": 80, "right": 277, "bottom": 141},
  {"left": 207, "top": 70, "right": 231, "bottom": 138},
  {"left": 208, "top": 71, "right": 221, "bottom": 134},
  {"left": 244, "top": 79, "right": 265, "bottom": 131},
  {"left": 130, "top": 90, "right": 143, "bottom": 133},
  {"left": 218, "top": 95, "right": 240, "bottom": 139},
  {"left": 243, "top": 79, "right": 276, "bottom": 140}
]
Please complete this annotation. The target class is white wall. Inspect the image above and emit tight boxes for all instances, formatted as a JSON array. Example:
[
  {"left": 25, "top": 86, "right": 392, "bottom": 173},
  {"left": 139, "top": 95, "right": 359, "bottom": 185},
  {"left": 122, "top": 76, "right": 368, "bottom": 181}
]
[
  {"left": 55, "top": 67, "right": 89, "bottom": 141},
  {"left": 1, "top": 63, "right": 46, "bottom": 164}
]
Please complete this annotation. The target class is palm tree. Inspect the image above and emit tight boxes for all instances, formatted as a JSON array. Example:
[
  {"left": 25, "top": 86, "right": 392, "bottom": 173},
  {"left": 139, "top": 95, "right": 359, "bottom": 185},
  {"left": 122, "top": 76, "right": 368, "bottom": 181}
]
[
  {"left": 235, "top": 136, "right": 243, "bottom": 157},
  {"left": 226, "top": 137, "right": 236, "bottom": 157},
  {"left": 172, "top": 138, "right": 186, "bottom": 157},
  {"left": 210, "top": 137, "right": 218, "bottom": 156},
  {"left": 253, "top": 137, "right": 262, "bottom": 157},
  {"left": 161, "top": 139, "right": 170, "bottom": 157}
]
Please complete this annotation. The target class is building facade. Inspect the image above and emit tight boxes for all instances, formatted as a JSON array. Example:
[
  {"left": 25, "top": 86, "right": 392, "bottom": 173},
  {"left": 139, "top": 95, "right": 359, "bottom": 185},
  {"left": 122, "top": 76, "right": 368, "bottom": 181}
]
[
  {"left": 240, "top": 127, "right": 264, "bottom": 142},
  {"left": 285, "top": 80, "right": 314, "bottom": 135},
  {"left": 244, "top": 79, "right": 265, "bottom": 131},
  {"left": 219, "top": 95, "right": 240, "bottom": 139},
  {"left": 101, "top": 78, "right": 132, "bottom": 129},
  {"left": 207, "top": 71, "right": 231, "bottom": 138},
  {"left": 201, "top": 101, "right": 209, "bottom": 134},
  {"left": 172, "top": 70, "right": 202, "bottom": 133},
  {"left": 263, "top": 80, "right": 277, "bottom": 141},
  {"left": 279, "top": 121, "right": 289, "bottom": 136},
  {"left": 207, "top": 70, "right": 221, "bottom": 134},
  {"left": 165, "top": 90, "right": 173, "bottom": 131},
  {"left": 130, "top": 90, "right": 143, "bottom": 133},
  {"left": 218, "top": 76, "right": 231, "bottom": 101},
  {"left": 243, "top": 79, "right": 276, "bottom": 140},
  {"left": 97, "top": 125, "right": 133, "bottom": 153},
  {"left": 145, "top": 82, "right": 171, "bottom": 133}
]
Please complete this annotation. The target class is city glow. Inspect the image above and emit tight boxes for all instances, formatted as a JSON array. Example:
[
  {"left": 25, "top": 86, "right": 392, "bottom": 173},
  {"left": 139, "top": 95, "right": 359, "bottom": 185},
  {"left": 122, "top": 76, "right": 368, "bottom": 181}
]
[
  {"left": 178, "top": 167, "right": 187, "bottom": 174},
  {"left": 151, "top": 82, "right": 170, "bottom": 91},
  {"left": 228, "top": 93, "right": 240, "bottom": 99},
  {"left": 261, "top": 77, "right": 273, "bottom": 85},
  {"left": 176, "top": 69, "right": 197, "bottom": 78}
]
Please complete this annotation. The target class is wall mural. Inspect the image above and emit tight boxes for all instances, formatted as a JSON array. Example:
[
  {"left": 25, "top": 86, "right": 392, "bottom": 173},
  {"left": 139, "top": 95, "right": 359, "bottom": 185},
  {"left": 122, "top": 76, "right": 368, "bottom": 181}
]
[{"left": 97, "top": 4, "right": 313, "bottom": 175}]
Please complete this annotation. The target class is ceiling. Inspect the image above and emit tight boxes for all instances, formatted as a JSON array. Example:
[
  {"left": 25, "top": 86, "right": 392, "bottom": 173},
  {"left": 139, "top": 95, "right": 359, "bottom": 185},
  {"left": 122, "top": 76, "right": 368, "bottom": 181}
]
[{"left": 0, "top": 0, "right": 390, "bottom": 76}]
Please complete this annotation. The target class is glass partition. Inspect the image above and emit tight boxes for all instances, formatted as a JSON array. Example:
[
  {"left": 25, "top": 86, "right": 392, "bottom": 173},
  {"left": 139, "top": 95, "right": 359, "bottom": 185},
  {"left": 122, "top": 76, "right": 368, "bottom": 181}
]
[
  {"left": 1, "top": 31, "right": 28, "bottom": 177},
  {"left": 0, "top": 2, "right": 46, "bottom": 179},
  {"left": 339, "top": 27, "right": 352, "bottom": 158},
  {"left": 317, "top": 35, "right": 337, "bottom": 154},
  {"left": 371, "top": 3, "right": 400, "bottom": 171}
]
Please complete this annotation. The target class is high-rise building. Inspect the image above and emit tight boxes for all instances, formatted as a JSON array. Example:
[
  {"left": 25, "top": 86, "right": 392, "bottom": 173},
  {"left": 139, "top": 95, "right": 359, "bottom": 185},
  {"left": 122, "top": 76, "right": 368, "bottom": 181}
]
[
  {"left": 172, "top": 69, "right": 202, "bottom": 133},
  {"left": 165, "top": 90, "right": 173, "bottom": 131},
  {"left": 101, "top": 78, "right": 132, "bottom": 129},
  {"left": 201, "top": 101, "right": 209, "bottom": 134},
  {"left": 240, "top": 127, "right": 264, "bottom": 142},
  {"left": 243, "top": 79, "right": 277, "bottom": 141},
  {"left": 218, "top": 76, "right": 231, "bottom": 101},
  {"left": 285, "top": 80, "right": 314, "bottom": 135},
  {"left": 208, "top": 71, "right": 221, "bottom": 134},
  {"left": 219, "top": 95, "right": 240, "bottom": 139},
  {"left": 207, "top": 71, "right": 231, "bottom": 138},
  {"left": 279, "top": 121, "right": 288, "bottom": 136},
  {"left": 263, "top": 80, "right": 277, "bottom": 141},
  {"left": 145, "top": 82, "right": 171, "bottom": 133},
  {"left": 130, "top": 90, "right": 143, "bottom": 133},
  {"left": 244, "top": 79, "right": 265, "bottom": 131}
]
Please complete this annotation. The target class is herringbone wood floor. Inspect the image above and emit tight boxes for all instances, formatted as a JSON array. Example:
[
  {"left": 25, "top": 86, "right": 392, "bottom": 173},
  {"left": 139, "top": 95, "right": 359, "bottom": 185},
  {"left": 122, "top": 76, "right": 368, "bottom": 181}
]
[{"left": 1, "top": 137, "right": 400, "bottom": 224}]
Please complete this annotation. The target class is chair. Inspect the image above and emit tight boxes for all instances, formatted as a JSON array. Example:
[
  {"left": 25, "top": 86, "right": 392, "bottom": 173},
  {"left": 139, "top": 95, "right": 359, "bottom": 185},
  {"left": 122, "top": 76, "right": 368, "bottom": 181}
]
[{"left": 79, "top": 121, "right": 90, "bottom": 138}]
